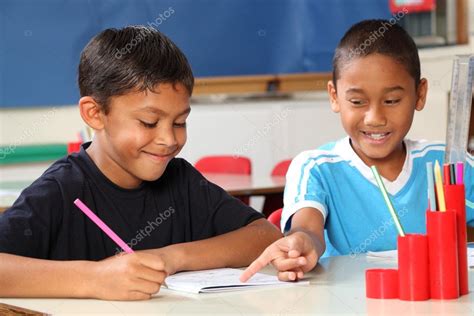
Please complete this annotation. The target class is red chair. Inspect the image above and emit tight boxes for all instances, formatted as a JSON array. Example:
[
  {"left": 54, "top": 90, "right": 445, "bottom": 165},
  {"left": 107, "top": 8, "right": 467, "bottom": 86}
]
[
  {"left": 271, "top": 159, "right": 292, "bottom": 177},
  {"left": 67, "top": 141, "right": 82, "bottom": 154},
  {"left": 262, "top": 159, "right": 292, "bottom": 216},
  {"left": 195, "top": 155, "right": 251, "bottom": 174},
  {"left": 195, "top": 155, "right": 252, "bottom": 204},
  {"left": 267, "top": 208, "right": 282, "bottom": 229}
]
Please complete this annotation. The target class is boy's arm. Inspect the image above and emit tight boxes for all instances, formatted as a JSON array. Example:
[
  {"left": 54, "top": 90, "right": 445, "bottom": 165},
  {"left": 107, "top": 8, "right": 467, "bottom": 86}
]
[
  {"left": 240, "top": 207, "right": 325, "bottom": 282},
  {"left": 0, "top": 252, "right": 167, "bottom": 300},
  {"left": 143, "top": 218, "right": 282, "bottom": 274},
  {"left": 289, "top": 207, "right": 326, "bottom": 257},
  {"left": 0, "top": 253, "right": 92, "bottom": 298}
]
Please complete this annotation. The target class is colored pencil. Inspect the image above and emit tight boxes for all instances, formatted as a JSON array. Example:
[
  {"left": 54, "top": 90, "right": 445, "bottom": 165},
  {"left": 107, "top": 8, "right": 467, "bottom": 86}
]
[
  {"left": 434, "top": 161, "right": 446, "bottom": 212},
  {"left": 370, "top": 166, "right": 405, "bottom": 236},
  {"left": 426, "top": 162, "right": 437, "bottom": 211}
]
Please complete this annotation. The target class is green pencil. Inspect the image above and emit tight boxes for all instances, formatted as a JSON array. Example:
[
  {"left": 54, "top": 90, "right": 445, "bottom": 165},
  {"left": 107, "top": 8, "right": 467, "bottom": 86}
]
[{"left": 370, "top": 166, "right": 405, "bottom": 237}]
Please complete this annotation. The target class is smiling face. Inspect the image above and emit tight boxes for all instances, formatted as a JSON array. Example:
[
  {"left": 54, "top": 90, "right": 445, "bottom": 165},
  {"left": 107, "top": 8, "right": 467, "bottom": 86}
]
[
  {"left": 83, "top": 83, "right": 190, "bottom": 189},
  {"left": 328, "top": 54, "right": 427, "bottom": 172}
]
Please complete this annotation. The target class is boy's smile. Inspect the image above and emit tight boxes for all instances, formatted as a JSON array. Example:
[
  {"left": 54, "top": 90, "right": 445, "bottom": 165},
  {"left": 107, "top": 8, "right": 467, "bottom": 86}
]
[
  {"left": 328, "top": 54, "right": 427, "bottom": 180},
  {"left": 85, "top": 83, "right": 190, "bottom": 189}
]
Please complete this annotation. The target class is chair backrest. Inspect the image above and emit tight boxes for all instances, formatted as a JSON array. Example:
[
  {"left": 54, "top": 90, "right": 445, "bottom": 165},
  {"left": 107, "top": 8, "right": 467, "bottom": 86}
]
[
  {"left": 195, "top": 155, "right": 252, "bottom": 175},
  {"left": 267, "top": 208, "right": 283, "bottom": 229},
  {"left": 67, "top": 141, "right": 82, "bottom": 154},
  {"left": 261, "top": 159, "right": 292, "bottom": 216},
  {"left": 271, "top": 159, "right": 292, "bottom": 176}
]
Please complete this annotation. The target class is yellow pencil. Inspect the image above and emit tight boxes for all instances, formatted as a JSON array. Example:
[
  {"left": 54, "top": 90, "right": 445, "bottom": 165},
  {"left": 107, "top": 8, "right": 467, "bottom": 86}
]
[{"left": 434, "top": 161, "right": 446, "bottom": 212}]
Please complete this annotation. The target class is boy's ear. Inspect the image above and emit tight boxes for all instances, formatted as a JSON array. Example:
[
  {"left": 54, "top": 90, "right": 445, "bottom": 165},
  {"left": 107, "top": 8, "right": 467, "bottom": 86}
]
[
  {"left": 327, "top": 80, "right": 340, "bottom": 113},
  {"left": 79, "top": 96, "right": 105, "bottom": 130},
  {"left": 415, "top": 78, "right": 428, "bottom": 111}
]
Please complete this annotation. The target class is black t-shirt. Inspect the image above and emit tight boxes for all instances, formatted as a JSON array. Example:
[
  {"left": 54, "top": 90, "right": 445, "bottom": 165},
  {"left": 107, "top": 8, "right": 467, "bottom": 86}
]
[{"left": 0, "top": 143, "right": 263, "bottom": 260}]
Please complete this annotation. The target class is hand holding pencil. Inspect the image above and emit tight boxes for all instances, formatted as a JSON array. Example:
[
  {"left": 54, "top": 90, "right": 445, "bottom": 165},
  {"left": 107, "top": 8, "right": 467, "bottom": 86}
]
[
  {"left": 74, "top": 198, "right": 168, "bottom": 300},
  {"left": 91, "top": 251, "right": 168, "bottom": 300}
]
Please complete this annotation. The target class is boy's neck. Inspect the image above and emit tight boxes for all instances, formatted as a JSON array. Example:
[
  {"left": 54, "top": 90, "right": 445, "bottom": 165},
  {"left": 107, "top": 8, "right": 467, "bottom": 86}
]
[
  {"left": 350, "top": 139, "right": 407, "bottom": 182},
  {"left": 373, "top": 156, "right": 405, "bottom": 182},
  {"left": 85, "top": 141, "right": 143, "bottom": 189}
]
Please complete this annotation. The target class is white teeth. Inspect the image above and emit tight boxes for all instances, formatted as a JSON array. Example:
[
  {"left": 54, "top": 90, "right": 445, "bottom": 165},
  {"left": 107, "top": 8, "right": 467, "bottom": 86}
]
[{"left": 365, "top": 132, "right": 388, "bottom": 140}]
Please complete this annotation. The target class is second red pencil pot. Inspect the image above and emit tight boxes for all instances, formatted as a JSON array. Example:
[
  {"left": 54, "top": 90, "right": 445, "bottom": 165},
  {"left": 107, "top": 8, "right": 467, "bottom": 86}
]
[
  {"left": 397, "top": 234, "right": 429, "bottom": 301},
  {"left": 426, "top": 210, "right": 459, "bottom": 299}
]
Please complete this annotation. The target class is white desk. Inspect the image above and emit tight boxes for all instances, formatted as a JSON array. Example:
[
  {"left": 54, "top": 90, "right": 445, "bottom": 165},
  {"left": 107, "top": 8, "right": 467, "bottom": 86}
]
[{"left": 0, "top": 255, "right": 473, "bottom": 315}]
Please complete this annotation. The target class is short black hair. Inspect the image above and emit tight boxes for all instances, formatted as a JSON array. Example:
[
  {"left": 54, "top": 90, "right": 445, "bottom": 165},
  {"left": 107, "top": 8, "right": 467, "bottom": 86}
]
[
  {"left": 78, "top": 26, "right": 194, "bottom": 113},
  {"left": 332, "top": 19, "right": 420, "bottom": 89}
]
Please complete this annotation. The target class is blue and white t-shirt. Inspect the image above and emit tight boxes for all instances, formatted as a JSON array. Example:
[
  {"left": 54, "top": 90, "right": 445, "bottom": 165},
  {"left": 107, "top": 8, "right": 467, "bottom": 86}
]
[{"left": 282, "top": 137, "right": 474, "bottom": 256}]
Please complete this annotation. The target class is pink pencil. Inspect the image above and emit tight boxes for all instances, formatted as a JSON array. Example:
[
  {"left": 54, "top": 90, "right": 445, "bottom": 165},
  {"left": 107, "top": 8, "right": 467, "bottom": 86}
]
[
  {"left": 456, "top": 162, "right": 463, "bottom": 185},
  {"left": 74, "top": 198, "right": 133, "bottom": 254}
]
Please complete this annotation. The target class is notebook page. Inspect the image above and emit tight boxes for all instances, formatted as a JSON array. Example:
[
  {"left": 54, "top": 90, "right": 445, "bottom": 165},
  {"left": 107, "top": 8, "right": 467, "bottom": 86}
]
[{"left": 164, "top": 268, "right": 309, "bottom": 294}]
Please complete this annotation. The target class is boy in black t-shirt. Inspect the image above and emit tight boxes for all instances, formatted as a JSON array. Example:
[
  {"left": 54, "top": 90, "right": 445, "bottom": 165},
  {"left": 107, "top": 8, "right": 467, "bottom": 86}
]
[{"left": 0, "top": 26, "right": 282, "bottom": 300}]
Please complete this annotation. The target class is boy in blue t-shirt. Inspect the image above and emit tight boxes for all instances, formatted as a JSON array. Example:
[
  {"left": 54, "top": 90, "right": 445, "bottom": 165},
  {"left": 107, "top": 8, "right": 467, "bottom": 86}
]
[
  {"left": 0, "top": 26, "right": 282, "bottom": 300},
  {"left": 241, "top": 19, "right": 474, "bottom": 282}
]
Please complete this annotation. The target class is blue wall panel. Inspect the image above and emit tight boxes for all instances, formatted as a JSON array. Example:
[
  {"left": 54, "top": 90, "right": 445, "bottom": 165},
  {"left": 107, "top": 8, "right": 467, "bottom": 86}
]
[{"left": 0, "top": 0, "right": 391, "bottom": 107}]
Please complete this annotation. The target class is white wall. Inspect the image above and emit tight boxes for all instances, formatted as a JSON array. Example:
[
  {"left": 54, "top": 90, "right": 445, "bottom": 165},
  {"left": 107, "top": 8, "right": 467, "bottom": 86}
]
[
  {"left": 471, "top": 0, "right": 474, "bottom": 34},
  {"left": 181, "top": 94, "right": 344, "bottom": 178}
]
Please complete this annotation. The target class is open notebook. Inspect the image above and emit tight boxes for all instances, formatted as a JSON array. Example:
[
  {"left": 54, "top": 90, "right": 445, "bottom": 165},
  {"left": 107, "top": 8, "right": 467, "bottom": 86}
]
[
  {"left": 367, "top": 245, "right": 474, "bottom": 268},
  {"left": 164, "top": 268, "right": 309, "bottom": 294}
]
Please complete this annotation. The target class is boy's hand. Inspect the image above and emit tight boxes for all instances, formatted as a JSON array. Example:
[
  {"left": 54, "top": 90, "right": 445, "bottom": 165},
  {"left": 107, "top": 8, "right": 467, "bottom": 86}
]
[
  {"left": 138, "top": 245, "right": 181, "bottom": 276},
  {"left": 240, "top": 231, "right": 319, "bottom": 282},
  {"left": 90, "top": 252, "right": 167, "bottom": 300}
]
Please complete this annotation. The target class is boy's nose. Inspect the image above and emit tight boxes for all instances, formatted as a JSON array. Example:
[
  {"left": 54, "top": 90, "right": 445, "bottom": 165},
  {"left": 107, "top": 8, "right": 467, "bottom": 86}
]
[
  {"left": 364, "top": 106, "right": 387, "bottom": 127},
  {"left": 154, "top": 125, "right": 178, "bottom": 148}
]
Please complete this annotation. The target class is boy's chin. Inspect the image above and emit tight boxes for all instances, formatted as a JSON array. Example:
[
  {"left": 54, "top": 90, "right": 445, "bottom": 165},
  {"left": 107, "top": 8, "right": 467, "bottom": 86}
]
[
  {"left": 354, "top": 141, "right": 398, "bottom": 159},
  {"left": 137, "top": 170, "right": 167, "bottom": 182},
  {"left": 360, "top": 146, "right": 389, "bottom": 157}
]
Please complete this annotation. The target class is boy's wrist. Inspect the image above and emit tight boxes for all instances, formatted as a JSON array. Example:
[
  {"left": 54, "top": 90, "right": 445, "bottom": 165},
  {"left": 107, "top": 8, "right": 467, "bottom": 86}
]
[
  {"left": 163, "top": 244, "right": 185, "bottom": 274},
  {"left": 288, "top": 229, "right": 324, "bottom": 259},
  {"left": 140, "top": 245, "right": 185, "bottom": 275},
  {"left": 78, "top": 260, "right": 100, "bottom": 298}
]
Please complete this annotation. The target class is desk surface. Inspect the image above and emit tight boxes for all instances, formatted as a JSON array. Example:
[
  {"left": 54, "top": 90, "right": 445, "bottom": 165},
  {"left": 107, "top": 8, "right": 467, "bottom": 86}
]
[
  {"left": 0, "top": 255, "right": 472, "bottom": 315},
  {"left": 202, "top": 172, "right": 286, "bottom": 196}
]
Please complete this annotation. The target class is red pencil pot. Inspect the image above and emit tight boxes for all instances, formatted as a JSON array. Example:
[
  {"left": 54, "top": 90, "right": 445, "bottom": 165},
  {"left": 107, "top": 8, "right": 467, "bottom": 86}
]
[
  {"left": 444, "top": 184, "right": 468, "bottom": 295},
  {"left": 426, "top": 210, "right": 459, "bottom": 299},
  {"left": 397, "top": 234, "right": 430, "bottom": 301},
  {"left": 365, "top": 269, "right": 399, "bottom": 299}
]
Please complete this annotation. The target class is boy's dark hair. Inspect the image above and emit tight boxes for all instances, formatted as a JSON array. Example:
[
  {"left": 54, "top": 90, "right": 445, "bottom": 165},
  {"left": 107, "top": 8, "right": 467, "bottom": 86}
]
[
  {"left": 332, "top": 19, "right": 420, "bottom": 90},
  {"left": 78, "top": 26, "right": 194, "bottom": 113}
]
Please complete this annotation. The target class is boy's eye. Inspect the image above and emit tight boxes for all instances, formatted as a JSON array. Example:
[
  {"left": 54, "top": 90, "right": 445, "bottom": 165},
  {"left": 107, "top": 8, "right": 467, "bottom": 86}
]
[
  {"left": 349, "top": 99, "right": 366, "bottom": 107},
  {"left": 139, "top": 120, "right": 157, "bottom": 128},
  {"left": 384, "top": 99, "right": 401, "bottom": 105},
  {"left": 174, "top": 122, "right": 187, "bottom": 128}
]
